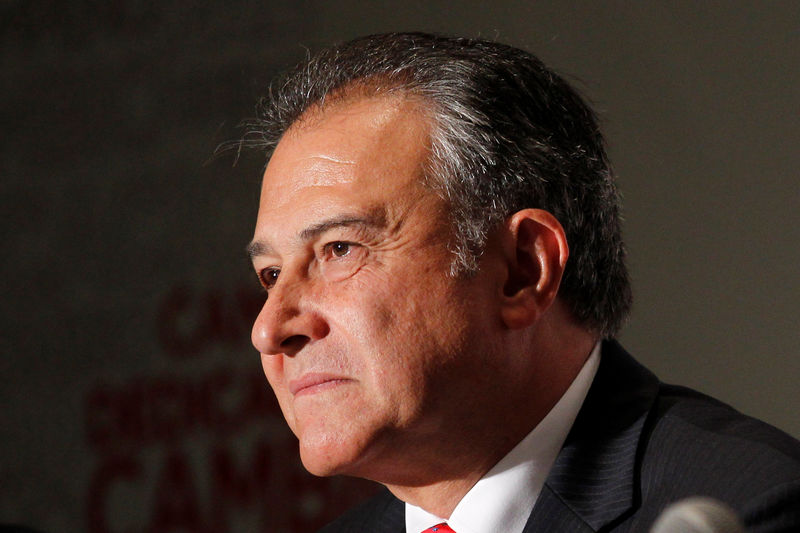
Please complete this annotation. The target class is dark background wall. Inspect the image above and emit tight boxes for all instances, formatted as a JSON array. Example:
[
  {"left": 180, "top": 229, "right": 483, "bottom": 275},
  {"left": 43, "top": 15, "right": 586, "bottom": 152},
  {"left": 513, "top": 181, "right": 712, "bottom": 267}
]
[{"left": 2, "top": 2, "right": 798, "bottom": 532}]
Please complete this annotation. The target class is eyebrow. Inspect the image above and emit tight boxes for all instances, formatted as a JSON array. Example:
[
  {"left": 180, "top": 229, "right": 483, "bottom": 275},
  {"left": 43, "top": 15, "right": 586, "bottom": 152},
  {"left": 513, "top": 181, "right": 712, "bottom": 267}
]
[
  {"left": 246, "top": 210, "right": 386, "bottom": 261},
  {"left": 245, "top": 240, "right": 274, "bottom": 260}
]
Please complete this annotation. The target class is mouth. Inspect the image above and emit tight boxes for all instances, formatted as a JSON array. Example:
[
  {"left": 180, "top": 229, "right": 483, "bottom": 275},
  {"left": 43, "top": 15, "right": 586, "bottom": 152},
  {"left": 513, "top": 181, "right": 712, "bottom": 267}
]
[{"left": 289, "top": 373, "right": 351, "bottom": 397}]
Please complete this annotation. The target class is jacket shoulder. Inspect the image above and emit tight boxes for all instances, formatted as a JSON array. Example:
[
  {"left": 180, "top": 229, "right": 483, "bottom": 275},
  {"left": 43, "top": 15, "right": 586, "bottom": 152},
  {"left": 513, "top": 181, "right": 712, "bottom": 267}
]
[{"left": 634, "top": 383, "right": 800, "bottom": 529}]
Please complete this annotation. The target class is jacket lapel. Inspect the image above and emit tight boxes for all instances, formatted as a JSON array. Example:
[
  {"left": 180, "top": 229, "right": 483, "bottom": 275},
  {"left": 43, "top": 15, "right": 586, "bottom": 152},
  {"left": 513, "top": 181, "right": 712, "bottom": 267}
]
[
  {"left": 365, "top": 490, "right": 406, "bottom": 533},
  {"left": 319, "top": 488, "right": 405, "bottom": 533},
  {"left": 523, "top": 340, "right": 659, "bottom": 532},
  {"left": 522, "top": 484, "right": 595, "bottom": 533},
  {"left": 373, "top": 496, "right": 405, "bottom": 533}
]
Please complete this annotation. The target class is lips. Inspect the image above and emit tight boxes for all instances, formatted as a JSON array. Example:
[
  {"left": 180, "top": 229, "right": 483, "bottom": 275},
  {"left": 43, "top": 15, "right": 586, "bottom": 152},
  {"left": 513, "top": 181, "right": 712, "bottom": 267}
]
[{"left": 289, "top": 373, "right": 351, "bottom": 397}]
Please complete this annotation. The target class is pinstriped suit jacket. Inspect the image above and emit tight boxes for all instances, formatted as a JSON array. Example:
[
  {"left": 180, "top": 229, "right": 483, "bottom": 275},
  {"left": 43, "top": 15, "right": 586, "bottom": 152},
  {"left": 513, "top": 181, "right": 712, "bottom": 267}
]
[{"left": 318, "top": 341, "right": 800, "bottom": 532}]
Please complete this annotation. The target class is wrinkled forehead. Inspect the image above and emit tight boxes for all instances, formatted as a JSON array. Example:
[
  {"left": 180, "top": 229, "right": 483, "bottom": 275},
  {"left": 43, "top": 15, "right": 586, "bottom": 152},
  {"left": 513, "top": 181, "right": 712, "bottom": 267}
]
[
  {"left": 262, "top": 95, "right": 433, "bottom": 193},
  {"left": 254, "top": 94, "right": 443, "bottom": 235}
]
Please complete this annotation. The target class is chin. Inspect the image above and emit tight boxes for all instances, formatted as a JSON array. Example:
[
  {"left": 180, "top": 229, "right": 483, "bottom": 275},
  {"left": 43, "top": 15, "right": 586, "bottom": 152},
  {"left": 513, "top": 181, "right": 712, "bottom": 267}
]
[
  {"left": 297, "top": 430, "right": 363, "bottom": 478},
  {"left": 298, "top": 444, "right": 364, "bottom": 478},
  {"left": 297, "top": 421, "right": 388, "bottom": 479}
]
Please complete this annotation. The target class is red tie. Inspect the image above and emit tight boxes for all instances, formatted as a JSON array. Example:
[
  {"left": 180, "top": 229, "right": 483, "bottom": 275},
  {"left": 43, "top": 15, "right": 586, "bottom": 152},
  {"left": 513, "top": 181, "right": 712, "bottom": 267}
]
[{"left": 424, "top": 524, "right": 456, "bottom": 533}]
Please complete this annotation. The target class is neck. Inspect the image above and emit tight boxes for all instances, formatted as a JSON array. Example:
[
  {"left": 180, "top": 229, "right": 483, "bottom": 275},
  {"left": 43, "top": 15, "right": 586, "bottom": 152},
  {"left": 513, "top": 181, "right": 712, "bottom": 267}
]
[
  {"left": 383, "top": 425, "right": 528, "bottom": 517},
  {"left": 387, "top": 471, "right": 487, "bottom": 519},
  {"left": 384, "top": 314, "right": 597, "bottom": 517}
]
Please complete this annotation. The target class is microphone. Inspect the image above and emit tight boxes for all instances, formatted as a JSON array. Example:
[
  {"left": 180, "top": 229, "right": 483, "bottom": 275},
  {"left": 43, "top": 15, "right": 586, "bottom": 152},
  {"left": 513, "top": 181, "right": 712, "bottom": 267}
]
[{"left": 650, "top": 497, "right": 745, "bottom": 533}]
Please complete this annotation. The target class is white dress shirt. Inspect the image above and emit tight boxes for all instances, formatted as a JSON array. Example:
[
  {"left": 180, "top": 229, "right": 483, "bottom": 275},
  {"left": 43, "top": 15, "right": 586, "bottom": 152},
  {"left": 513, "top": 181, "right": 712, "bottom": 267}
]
[{"left": 405, "top": 342, "right": 601, "bottom": 533}]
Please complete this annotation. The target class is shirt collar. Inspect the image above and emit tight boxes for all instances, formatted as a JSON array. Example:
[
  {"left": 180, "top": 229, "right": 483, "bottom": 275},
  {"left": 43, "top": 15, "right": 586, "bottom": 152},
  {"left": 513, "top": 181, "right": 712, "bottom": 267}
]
[{"left": 405, "top": 341, "right": 601, "bottom": 533}]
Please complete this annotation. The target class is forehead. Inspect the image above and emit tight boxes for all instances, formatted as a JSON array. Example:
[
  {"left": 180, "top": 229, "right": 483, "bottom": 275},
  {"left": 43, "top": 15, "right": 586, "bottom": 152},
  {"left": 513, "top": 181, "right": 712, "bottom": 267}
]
[{"left": 256, "top": 95, "right": 434, "bottom": 224}]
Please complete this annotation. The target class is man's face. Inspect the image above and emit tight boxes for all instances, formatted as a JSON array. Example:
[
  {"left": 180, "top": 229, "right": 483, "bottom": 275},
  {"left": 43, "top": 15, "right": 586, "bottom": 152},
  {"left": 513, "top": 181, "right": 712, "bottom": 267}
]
[{"left": 250, "top": 96, "right": 503, "bottom": 481}]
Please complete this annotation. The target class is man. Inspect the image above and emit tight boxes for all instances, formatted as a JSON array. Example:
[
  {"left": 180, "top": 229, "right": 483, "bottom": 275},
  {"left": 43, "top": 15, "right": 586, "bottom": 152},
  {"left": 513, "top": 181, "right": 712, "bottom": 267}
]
[{"left": 243, "top": 33, "right": 800, "bottom": 532}]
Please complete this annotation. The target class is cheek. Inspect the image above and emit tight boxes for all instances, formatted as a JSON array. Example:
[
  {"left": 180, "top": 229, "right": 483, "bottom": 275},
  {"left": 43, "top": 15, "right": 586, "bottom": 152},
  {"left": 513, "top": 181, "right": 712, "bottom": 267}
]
[
  {"left": 324, "top": 271, "right": 397, "bottom": 341},
  {"left": 322, "top": 280, "right": 409, "bottom": 382}
]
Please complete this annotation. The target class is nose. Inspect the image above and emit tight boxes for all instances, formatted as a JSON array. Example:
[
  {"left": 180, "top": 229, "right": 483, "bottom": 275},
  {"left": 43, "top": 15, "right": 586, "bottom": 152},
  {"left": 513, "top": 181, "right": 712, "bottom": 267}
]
[{"left": 251, "top": 280, "right": 330, "bottom": 356}]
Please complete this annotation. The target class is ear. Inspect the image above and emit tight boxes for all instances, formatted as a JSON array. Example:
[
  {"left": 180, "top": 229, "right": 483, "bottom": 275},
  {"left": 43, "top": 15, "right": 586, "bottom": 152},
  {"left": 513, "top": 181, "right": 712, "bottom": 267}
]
[{"left": 500, "top": 209, "right": 569, "bottom": 329}]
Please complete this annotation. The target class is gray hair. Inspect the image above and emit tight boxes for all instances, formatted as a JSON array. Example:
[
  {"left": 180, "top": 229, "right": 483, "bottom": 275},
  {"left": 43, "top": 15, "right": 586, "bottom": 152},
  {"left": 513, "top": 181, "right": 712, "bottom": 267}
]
[{"left": 238, "top": 32, "right": 632, "bottom": 337}]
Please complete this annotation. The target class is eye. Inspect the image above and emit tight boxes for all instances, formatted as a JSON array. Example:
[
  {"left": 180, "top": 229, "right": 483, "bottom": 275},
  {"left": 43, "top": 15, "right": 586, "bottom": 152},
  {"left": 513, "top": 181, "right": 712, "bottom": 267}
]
[
  {"left": 258, "top": 267, "right": 280, "bottom": 291},
  {"left": 326, "top": 241, "right": 352, "bottom": 258}
]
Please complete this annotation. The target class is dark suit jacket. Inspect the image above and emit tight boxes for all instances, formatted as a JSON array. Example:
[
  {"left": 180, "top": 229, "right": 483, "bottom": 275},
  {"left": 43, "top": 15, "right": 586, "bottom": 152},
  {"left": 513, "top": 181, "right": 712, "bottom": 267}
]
[{"left": 319, "top": 341, "right": 800, "bottom": 532}]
